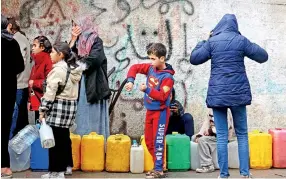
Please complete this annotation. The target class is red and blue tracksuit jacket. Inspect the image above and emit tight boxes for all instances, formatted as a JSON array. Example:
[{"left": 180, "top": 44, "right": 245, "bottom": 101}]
[{"left": 127, "top": 63, "right": 175, "bottom": 171}]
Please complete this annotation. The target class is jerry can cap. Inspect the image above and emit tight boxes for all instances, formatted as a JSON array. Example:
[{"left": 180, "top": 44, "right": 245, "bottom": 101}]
[
  {"left": 115, "top": 134, "right": 124, "bottom": 140},
  {"left": 275, "top": 128, "right": 286, "bottom": 130},
  {"left": 172, "top": 132, "right": 179, "bottom": 135},
  {"left": 251, "top": 130, "right": 262, "bottom": 134}
]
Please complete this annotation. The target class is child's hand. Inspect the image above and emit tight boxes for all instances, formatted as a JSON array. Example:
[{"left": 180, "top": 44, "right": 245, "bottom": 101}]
[
  {"left": 140, "top": 83, "right": 147, "bottom": 92},
  {"left": 29, "top": 80, "right": 34, "bottom": 87},
  {"left": 39, "top": 113, "right": 45, "bottom": 122},
  {"left": 125, "top": 82, "right": 134, "bottom": 92}
]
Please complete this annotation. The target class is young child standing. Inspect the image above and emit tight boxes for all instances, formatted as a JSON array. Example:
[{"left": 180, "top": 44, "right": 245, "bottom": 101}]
[
  {"left": 28, "top": 36, "right": 53, "bottom": 122},
  {"left": 125, "top": 43, "right": 175, "bottom": 178},
  {"left": 39, "top": 42, "right": 83, "bottom": 178}
]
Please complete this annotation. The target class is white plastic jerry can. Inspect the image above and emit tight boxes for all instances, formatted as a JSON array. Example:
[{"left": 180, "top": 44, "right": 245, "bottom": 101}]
[
  {"left": 228, "top": 140, "right": 239, "bottom": 169},
  {"left": 130, "top": 145, "right": 144, "bottom": 173},
  {"left": 190, "top": 141, "right": 200, "bottom": 170},
  {"left": 39, "top": 119, "right": 55, "bottom": 149}
]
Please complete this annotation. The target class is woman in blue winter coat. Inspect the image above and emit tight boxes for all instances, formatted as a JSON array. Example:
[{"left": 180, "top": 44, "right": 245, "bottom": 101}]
[{"left": 190, "top": 14, "right": 268, "bottom": 178}]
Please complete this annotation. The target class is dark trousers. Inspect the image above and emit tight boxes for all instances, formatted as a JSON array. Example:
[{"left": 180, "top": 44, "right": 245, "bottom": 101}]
[
  {"left": 49, "top": 126, "right": 73, "bottom": 172},
  {"left": 10, "top": 88, "right": 29, "bottom": 139},
  {"left": 166, "top": 113, "right": 194, "bottom": 139},
  {"left": 1, "top": 86, "right": 17, "bottom": 168}
]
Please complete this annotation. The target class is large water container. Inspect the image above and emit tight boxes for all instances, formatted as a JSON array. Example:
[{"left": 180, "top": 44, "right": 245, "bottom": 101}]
[
  {"left": 166, "top": 132, "right": 190, "bottom": 171},
  {"left": 130, "top": 140, "right": 144, "bottom": 173},
  {"left": 81, "top": 132, "right": 105, "bottom": 172},
  {"left": 190, "top": 139, "right": 219, "bottom": 170},
  {"left": 212, "top": 147, "right": 219, "bottom": 169},
  {"left": 228, "top": 140, "right": 239, "bottom": 168},
  {"left": 9, "top": 145, "right": 31, "bottom": 172},
  {"left": 9, "top": 125, "right": 39, "bottom": 154},
  {"left": 190, "top": 141, "right": 200, "bottom": 170},
  {"left": 249, "top": 130, "right": 272, "bottom": 169},
  {"left": 269, "top": 128, "right": 286, "bottom": 168},
  {"left": 70, "top": 133, "right": 81, "bottom": 170},
  {"left": 30, "top": 138, "right": 49, "bottom": 171},
  {"left": 141, "top": 136, "right": 154, "bottom": 172},
  {"left": 106, "top": 134, "right": 131, "bottom": 172}
]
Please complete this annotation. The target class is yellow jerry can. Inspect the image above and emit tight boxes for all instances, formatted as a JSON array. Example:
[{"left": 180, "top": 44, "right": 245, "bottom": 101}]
[
  {"left": 249, "top": 130, "right": 272, "bottom": 169},
  {"left": 81, "top": 132, "right": 105, "bottom": 172},
  {"left": 106, "top": 134, "right": 131, "bottom": 172},
  {"left": 70, "top": 133, "right": 81, "bottom": 170}
]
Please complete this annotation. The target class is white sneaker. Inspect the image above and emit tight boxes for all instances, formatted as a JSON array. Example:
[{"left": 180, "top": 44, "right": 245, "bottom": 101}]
[
  {"left": 196, "top": 165, "right": 215, "bottom": 173},
  {"left": 41, "top": 172, "right": 55, "bottom": 178},
  {"left": 55, "top": 172, "right": 65, "bottom": 178},
  {"left": 241, "top": 173, "right": 252, "bottom": 178},
  {"left": 64, "top": 167, "right": 72, "bottom": 175}
]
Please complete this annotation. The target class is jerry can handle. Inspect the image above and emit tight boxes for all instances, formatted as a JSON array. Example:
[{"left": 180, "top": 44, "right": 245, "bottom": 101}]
[
  {"left": 115, "top": 134, "right": 124, "bottom": 140},
  {"left": 115, "top": 136, "right": 121, "bottom": 140},
  {"left": 89, "top": 132, "right": 97, "bottom": 135},
  {"left": 251, "top": 130, "right": 262, "bottom": 134},
  {"left": 140, "top": 136, "right": 144, "bottom": 144}
]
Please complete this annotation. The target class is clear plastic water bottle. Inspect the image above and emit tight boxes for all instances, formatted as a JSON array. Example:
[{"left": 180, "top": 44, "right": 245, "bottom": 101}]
[
  {"left": 9, "top": 145, "right": 31, "bottom": 172},
  {"left": 9, "top": 125, "right": 39, "bottom": 154},
  {"left": 132, "top": 140, "right": 138, "bottom": 147}
]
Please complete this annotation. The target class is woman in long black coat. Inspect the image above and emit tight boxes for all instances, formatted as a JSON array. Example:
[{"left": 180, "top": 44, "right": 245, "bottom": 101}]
[{"left": 1, "top": 14, "right": 24, "bottom": 177}]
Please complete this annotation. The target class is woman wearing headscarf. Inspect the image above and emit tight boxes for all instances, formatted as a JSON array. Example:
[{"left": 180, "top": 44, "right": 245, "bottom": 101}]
[
  {"left": 69, "top": 15, "right": 111, "bottom": 138},
  {"left": 1, "top": 14, "right": 24, "bottom": 177}
]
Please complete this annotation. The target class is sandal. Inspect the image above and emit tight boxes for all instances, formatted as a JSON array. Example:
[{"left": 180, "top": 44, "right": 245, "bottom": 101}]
[
  {"left": 146, "top": 170, "right": 155, "bottom": 176},
  {"left": 1, "top": 173, "right": 12, "bottom": 178},
  {"left": 163, "top": 170, "right": 168, "bottom": 177},
  {"left": 146, "top": 170, "right": 166, "bottom": 178}
]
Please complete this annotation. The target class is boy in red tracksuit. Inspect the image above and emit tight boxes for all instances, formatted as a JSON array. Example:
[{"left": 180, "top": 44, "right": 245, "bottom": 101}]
[{"left": 125, "top": 43, "right": 175, "bottom": 178}]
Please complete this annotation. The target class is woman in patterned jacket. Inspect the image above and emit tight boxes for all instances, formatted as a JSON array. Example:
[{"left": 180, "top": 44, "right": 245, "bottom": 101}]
[{"left": 39, "top": 42, "right": 83, "bottom": 179}]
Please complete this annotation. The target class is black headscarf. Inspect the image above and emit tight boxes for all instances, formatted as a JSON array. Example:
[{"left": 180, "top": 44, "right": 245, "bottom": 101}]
[{"left": 1, "top": 14, "right": 13, "bottom": 41}]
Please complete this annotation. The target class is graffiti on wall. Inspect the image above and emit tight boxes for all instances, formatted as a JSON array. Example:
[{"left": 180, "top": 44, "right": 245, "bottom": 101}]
[
  {"left": 1, "top": 0, "right": 196, "bottom": 137},
  {"left": 2, "top": 0, "right": 286, "bottom": 137}
]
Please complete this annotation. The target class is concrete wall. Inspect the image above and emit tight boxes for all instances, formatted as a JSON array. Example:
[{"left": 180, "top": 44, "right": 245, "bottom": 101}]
[{"left": 2, "top": 0, "right": 286, "bottom": 138}]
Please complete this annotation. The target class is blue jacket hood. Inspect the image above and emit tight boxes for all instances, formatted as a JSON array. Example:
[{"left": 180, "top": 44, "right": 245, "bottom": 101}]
[
  {"left": 211, "top": 14, "right": 240, "bottom": 36},
  {"left": 157, "top": 63, "right": 175, "bottom": 75}
]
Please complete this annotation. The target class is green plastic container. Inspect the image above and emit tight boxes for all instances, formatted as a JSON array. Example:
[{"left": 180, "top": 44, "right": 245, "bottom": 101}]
[{"left": 166, "top": 132, "right": 190, "bottom": 171}]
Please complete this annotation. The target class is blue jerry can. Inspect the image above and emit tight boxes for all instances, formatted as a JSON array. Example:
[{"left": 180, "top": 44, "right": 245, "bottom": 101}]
[{"left": 31, "top": 138, "right": 49, "bottom": 171}]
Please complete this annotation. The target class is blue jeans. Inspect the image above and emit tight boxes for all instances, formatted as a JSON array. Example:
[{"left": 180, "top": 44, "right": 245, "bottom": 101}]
[
  {"left": 213, "top": 106, "right": 250, "bottom": 178},
  {"left": 9, "top": 88, "right": 29, "bottom": 139}
]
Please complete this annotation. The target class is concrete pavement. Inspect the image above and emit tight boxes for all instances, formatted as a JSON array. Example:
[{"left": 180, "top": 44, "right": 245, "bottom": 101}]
[{"left": 12, "top": 169, "right": 286, "bottom": 178}]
